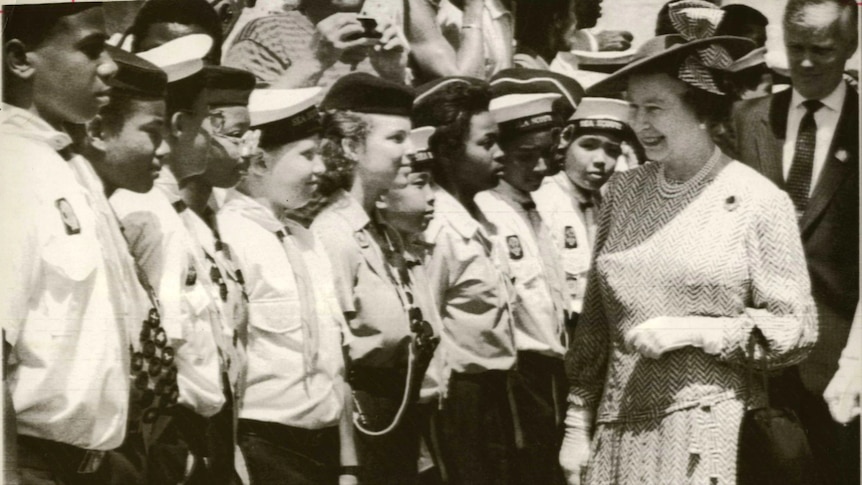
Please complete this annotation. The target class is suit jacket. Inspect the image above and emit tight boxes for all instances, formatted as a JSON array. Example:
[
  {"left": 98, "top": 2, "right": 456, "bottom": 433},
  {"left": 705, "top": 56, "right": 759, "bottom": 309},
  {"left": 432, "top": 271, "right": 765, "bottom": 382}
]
[{"left": 732, "top": 84, "right": 859, "bottom": 394}]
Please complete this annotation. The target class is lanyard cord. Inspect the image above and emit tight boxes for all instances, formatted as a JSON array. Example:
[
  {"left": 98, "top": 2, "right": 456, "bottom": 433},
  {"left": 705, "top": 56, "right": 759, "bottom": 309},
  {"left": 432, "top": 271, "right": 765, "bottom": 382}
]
[{"left": 352, "top": 222, "right": 424, "bottom": 436}]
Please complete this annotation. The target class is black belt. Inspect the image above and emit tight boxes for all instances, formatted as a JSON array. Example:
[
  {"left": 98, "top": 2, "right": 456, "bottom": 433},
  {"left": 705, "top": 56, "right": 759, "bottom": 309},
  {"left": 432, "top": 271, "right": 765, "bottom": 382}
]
[
  {"left": 238, "top": 419, "right": 338, "bottom": 450},
  {"left": 18, "top": 434, "right": 107, "bottom": 474},
  {"left": 348, "top": 365, "right": 408, "bottom": 399}
]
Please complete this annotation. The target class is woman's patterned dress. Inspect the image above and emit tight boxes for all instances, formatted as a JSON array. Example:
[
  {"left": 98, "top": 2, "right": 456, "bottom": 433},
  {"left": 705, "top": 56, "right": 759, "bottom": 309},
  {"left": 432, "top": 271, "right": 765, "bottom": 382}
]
[{"left": 566, "top": 160, "right": 818, "bottom": 485}]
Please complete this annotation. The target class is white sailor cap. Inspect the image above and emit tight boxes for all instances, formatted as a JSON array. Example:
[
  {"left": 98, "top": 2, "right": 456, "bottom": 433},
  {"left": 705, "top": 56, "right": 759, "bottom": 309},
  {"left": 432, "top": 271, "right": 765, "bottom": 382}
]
[
  {"left": 490, "top": 93, "right": 561, "bottom": 135},
  {"left": 249, "top": 87, "right": 323, "bottom": 147},
  {"left": 137, "top": 34, "right": 213, "bottom": 83},
  {"left": 569, "top": 97, "right": 633, "bottom": 133},
  {"left": 727, "top": 46, "right": 767, "bottom": 73},
  {"left": 406, "top": 127, "right": 436, "bottom": 169}
]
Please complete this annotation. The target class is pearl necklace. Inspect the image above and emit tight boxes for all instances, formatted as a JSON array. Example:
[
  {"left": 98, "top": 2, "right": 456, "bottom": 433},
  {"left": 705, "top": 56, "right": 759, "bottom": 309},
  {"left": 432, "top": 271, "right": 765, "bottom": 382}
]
[{"left": 657, "top": 148, "right": 722, "bottom": 199}]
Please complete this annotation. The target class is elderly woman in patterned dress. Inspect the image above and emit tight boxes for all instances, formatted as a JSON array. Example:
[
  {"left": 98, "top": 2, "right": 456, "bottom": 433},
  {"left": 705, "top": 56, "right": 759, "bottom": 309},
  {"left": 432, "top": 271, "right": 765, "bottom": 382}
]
[{"left": 558, "top": 2, "right": 818, "bottom": 484}]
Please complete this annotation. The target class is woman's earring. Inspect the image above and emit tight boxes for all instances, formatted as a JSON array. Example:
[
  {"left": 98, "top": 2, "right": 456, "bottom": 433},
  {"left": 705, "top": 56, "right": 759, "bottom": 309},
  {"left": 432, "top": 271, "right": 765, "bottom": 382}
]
[{"left": 699, "top": 123, "right": 707, "bottom": 130}]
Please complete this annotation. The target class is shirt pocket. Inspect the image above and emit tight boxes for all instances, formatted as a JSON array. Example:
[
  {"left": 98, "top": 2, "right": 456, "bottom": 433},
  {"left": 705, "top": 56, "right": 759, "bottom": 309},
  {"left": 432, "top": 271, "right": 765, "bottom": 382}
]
[
  {"left": 509, "top": 256, "right": 543, "bottom": 291},
  {"left": 42, "top": 233, "right": 99, "bottom": 283},
  {"left": 248, "top": 298, "right": 303, "bottom": 335}
]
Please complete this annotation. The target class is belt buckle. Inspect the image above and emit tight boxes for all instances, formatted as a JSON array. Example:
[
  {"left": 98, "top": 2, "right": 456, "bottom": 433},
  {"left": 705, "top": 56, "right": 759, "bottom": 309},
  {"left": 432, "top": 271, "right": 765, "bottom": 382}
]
[{"left": 76, "top": 450, "right": 106, "bottom": 474}]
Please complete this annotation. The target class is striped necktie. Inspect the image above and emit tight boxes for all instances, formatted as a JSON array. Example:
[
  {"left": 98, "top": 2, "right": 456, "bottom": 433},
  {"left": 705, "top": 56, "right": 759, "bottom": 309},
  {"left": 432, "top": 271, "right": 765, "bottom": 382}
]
[{"left": 785, "top": 99, "right": 823, "bottom": 217}]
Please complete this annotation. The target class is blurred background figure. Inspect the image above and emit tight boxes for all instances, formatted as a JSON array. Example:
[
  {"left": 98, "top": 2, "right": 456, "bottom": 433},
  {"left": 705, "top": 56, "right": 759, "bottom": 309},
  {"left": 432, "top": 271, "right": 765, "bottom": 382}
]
[
  {"left": 566, "top": 0, "right": 634, "bottom": 52},
  {"left": 126, "top": 0, "right": 225, "bottom": 64},
  {"left": 223, "top": 0, "right": 408, "bottom": 89},
  {"left": 716, "top": 4, "right": 768, "bottom": 47},
  {"left": 406, "top": 0, "right": 512, "bottom": 82}
]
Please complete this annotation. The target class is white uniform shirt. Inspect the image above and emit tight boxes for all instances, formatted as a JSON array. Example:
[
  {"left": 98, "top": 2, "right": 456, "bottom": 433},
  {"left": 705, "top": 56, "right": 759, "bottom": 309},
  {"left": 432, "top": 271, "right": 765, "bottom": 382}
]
[
  {"left": 156, "top": 167, "right": 247, "bottom": 394},
  {"left": 111, "top": 188, "right": 225, "bottom": 418},
  {"left": 782, "top": 82, "right": 847, "bottom": 194},
  {"left": 0, "top": 105, "right": 130, "bottom": 450},
  {"left": 476, "top": 181, "right": 566, "bottom": 358},
  {"left": 533, "top": 172, "right": 598, "bottom": 314},
  {"left": 218, "top": 191, "right": 345, "bottom": 428},
  {"left": 424, "top": 188, "right": 516, "bottom": 375}
]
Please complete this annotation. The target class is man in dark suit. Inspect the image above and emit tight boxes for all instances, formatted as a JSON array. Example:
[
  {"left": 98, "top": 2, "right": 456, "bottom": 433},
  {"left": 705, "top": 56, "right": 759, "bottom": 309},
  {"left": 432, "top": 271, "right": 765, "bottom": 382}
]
[{"left": 732, "top": 1, "right": 859, "bottom": 483}]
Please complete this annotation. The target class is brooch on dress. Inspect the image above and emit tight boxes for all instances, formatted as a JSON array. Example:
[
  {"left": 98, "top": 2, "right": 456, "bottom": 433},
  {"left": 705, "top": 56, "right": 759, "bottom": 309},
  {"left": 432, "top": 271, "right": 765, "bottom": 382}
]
[
  {"left": 835, "top": 149, "right": 849, "bottom": 163},
  {"left": 724, "top": 195, "right": 740, "bottom": 211}
]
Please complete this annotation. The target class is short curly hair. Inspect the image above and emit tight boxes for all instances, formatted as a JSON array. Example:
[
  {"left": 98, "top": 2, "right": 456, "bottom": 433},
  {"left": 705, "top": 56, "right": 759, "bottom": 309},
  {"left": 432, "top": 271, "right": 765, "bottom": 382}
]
[
  {"left": 315, "top": 109, "right": 371, "bottom": 199},
  {"left": 412, "top": 82, "right": 492, "bottom": 187}
]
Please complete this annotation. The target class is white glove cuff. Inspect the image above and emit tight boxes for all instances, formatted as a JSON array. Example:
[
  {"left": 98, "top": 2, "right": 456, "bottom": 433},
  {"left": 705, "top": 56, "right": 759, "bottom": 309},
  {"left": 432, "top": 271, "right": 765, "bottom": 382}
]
[{"left": 565, "top": 403, "right": 594, "bottom": 433}]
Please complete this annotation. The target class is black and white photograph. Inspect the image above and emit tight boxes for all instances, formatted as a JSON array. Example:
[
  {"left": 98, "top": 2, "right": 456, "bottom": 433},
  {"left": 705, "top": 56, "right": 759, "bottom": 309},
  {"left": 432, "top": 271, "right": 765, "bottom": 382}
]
[{"left": 0, "top": 0, "right": 858, "bottom": 483}]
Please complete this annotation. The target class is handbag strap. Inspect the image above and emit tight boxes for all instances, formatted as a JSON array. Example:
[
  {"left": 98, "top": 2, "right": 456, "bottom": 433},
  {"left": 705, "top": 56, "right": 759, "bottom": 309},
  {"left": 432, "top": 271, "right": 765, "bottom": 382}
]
[{"left": 744, "top": 327, "right": 771, "bottom": 407}]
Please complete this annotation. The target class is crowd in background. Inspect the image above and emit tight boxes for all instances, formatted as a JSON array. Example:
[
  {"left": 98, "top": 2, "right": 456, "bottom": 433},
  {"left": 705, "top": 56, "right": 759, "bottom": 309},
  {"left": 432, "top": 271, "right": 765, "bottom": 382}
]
[{"left": 0, "top": 0, "right": 859, "bottom": 484}]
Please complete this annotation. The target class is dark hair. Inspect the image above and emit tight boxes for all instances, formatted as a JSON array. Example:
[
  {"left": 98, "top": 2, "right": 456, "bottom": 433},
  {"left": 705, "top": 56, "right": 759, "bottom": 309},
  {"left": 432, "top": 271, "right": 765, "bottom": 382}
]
[
  {"left": 2, "top": 4, "right": 101, "bottom": 48},
  {"left": 728, "top": 64, "right": 772, "bottom": 94},
  {"left": 165, "top": 72, "right": 206, "bottom": 117},
  {"left": 316, "top": 110, "right": 371, "bottom": 198},
  {"left": 98, "top": 93, "right": 136, "bottom": 136},
  {"left": 412, "top": 82, "right": 491, "bottom": 185},
  {"left": 718, "top": 5, "right": 769, "bottom": 33},
  {"left": 680, "top": 84, "right": 732, "bottom": 126},
  {"left": 784, "top": 0, "right": 858, "bottom": 49},
  {"left": 128, "top": 0, "right": 223, "bottom": 64}
]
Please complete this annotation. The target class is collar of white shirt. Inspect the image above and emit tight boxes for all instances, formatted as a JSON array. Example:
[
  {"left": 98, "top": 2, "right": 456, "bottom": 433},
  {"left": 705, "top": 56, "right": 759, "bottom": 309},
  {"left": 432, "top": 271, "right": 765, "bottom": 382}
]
[
  {"left": 430, "top": 187, "right": 482, "bottom": 240},
  {"left": 326, "top": 189, "right": 373, "bottom": 232},
  {"left": 222, "top": 188, "right": 313, "bottom": 243},
  {"left": 494, "top": 179, "right": 533, "bottom": 209},
  {"left": 0, "top": 103, "right": 72, "bottom": 151},
  {"left": 553, "top": 172, "right": 600, "bottom": 207},
  {"left": 790, "top": 81, "right": 846, "bottom": 115}
]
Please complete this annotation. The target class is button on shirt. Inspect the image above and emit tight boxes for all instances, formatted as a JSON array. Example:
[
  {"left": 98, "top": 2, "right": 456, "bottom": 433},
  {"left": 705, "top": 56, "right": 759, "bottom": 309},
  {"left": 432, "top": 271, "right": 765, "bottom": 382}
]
[
  {"left": 476, "top": 180, "right": 566, "bottom": 358},
  {"left": 311, "top": 190, "right": 412, "bottom": 368},
  {"left": 533, "top": 172, "right": 599, "bottom": 314},
  {"left": 424, "top": 188, "right": 516, "bottom": 375},
  {"left": 111, "top": 188, "right": 225, "bottom": 418},
  {"left": 219, "top": 190, "right": 345, "bottom": 429},
  {"left": 782, "top": 82, "right": 847, "bottom": 194},
  {"left": 0, "top": 105, "right": 131, "bottom": 450}
]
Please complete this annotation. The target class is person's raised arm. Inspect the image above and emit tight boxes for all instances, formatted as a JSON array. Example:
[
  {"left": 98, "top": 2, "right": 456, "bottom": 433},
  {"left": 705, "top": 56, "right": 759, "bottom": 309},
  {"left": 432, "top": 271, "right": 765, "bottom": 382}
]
[{"left": 404, "top": 0, "right": 486, "bottom": 79}]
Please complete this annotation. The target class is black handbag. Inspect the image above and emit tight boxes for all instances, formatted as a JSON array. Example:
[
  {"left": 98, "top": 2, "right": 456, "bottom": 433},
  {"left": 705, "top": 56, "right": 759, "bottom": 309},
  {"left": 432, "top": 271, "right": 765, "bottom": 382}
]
[{"left": 737, "top": 329, "right": 820, "bottom": 485}]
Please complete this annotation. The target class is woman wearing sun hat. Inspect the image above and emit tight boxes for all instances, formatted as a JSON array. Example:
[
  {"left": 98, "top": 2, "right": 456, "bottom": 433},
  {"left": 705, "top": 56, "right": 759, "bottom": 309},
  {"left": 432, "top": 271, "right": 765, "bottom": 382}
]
[{"left": 558, "top": 1, "right": 818, "bottom": 484}]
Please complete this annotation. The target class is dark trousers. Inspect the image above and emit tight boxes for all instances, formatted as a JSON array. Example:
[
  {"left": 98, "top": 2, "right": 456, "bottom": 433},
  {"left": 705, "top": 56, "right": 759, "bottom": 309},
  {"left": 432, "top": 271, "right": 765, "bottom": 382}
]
[
  {"left": 17, "top": 435, "right": 141, "bottom": 485},
  {"left": 435, "top": 370, "right": 517, "bottom": 485},
  {"left": 510, "top": 351, "right": 566, "bottom": 485},
  {"left": 354, "top": 402, "right": 423, "bottom": 485},
  {"left": 142, "top": 400, "right": 238, "bottom": 485},
  {"left": 238, "top": 419, "right": 339, "bottom": 485},
  {"left": 770, "top": 366, "right": 861, "bottom": 485}
]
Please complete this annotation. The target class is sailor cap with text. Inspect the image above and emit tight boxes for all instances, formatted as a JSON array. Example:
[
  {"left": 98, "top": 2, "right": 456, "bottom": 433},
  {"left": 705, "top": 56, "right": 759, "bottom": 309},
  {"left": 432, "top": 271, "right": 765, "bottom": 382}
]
[
  {"left": 490, "top": 93, "right": 561, "bottom": 136},
  {"left": 250, "top": 87, "right": 323, "bottom": 147},
  {"left": 569, "top": 97, "right": 633, "bottom": 134},
  {"left": 407, "top": 127, "right": 436, "bottom": 170}
]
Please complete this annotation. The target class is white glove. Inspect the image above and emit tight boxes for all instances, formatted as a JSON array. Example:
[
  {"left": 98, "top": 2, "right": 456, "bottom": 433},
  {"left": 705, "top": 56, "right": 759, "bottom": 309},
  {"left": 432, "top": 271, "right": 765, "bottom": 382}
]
[
  {"left": 623, "top": 316, "right": 726, "bottom": 359},
  {"left": 339, "top": 474, "right": 359, "bottom": 485},
  {"left": 559, "top": 403, "right": 594, "bottom": 485},
  {"left": 824, "top": 355, "right": 861, "bottom": 424}
]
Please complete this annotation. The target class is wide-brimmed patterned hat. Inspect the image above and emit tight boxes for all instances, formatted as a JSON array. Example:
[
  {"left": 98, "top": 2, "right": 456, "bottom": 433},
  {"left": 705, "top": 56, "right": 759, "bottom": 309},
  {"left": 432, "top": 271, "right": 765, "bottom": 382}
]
[{"left": 588, "top": 0, "right": 754, "bottom": 96}]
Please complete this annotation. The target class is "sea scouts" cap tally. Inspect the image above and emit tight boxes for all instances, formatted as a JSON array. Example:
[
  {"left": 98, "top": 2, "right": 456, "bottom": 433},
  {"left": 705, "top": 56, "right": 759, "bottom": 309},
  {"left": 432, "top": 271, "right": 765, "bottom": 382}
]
[
  {"left": 250, "top": 87, "right": 323, "bottom": 148},
  {"left": 490, "top": 93, "right": 561, "bottom": 137},
  {"left": 406, "top": 127, "right": 436, "bottom": 170},
  {"left": 568, "top": 97, "right": 633, "bottom": 134}
]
